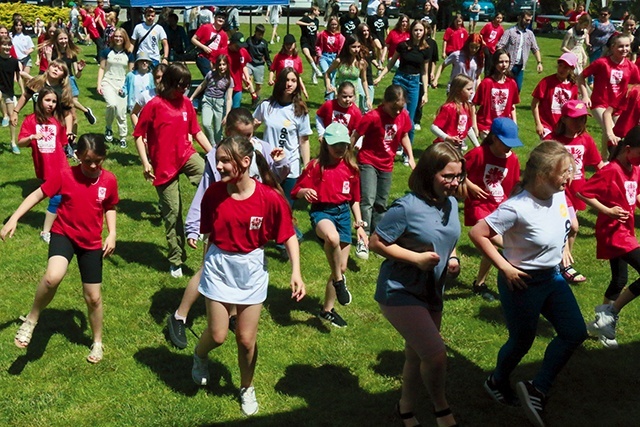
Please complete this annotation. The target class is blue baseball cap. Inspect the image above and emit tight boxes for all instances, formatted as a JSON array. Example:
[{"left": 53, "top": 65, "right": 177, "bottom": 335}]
[{"left": 491, "top": 117, "right": 523, "bottom": 148}]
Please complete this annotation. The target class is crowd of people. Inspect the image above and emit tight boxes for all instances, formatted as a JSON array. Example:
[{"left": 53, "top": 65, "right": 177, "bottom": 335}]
[{"left": 3, "top": 3, "right": 640, "bottom": 426}]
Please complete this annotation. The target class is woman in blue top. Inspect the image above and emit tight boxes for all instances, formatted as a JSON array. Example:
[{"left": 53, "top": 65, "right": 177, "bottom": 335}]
[{"left": 370, "top": 142, "right": 463, "bottom": 427}]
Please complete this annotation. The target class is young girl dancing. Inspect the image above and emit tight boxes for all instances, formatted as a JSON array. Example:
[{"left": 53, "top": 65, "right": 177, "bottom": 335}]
[
  {"left": 578, "top": 126, "right": 640, "bottom": 349},
  {"left": 16, "top": 87, "right": 70, "bottom": 243},
  {"left": 0, "top": 35, "right": 22, "bottom": 154},
  {"left": 292, "top": 122, "right": 367, "bottom": 327},
  {"left": 473, "top": 49, "right": 520, "bottom": 139},
  {"left": 189, "top": 54, "right": 234, "bottom": 144},
  {"left": 430, "top": 74, "right": 479, "bottom": 152},
  {"left": 545, "top": 100, "right": 604, "bottom": 284},
  {"left": 324, "top": 35, "right": 371, "bottom": 108},
  {"left": 470, "top": 141, "right": 587, "bottom": 427},
  {"left": 433, "top": 33, "right": 483, "bottom": 94},
  {"left": 462, "top": 117, "right": 522, "bottom": 302},
  {"left": 1, "top": 134, "right": 118, "bottom": 364},
  {"left": 269, "top": 34, "right": 309, "bottom": 99},
  {"left": 191, "top": 136, "right": 305, "bottom": 416},
  {"left": 315, "top": 81, "right": 362, "bottom": 141},
  {"left": 531, "top": 52, "right": 579, "bottom": 139}
]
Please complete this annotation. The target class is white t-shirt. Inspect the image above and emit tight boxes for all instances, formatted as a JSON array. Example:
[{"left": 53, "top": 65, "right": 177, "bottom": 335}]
[
  {"left": 253, "top": 101, "right": 312, "bottom": 179},
  {"left": 484, "top": 190, "right": 571, "bottom": 270},
  {"left": 132, "top": 22, "right": 167, "bottom": 62},
  {"left": 11, "top": 33, "right": 33, "bottom": 60}
]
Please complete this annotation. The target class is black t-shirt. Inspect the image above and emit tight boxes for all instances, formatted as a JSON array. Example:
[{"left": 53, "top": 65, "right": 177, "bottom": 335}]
[
  {"left": 51, "top": 51, "right": 77, "bottom": 77},
  {"left": 367, "top": 15, "right": 388, "bottom": 44},
  {"left": 340, "top": 15, "right": 361, "bottom": 37},
  {"left": 396, "top": 42, "right": 431, "bottom": 75},
  {"left": 299, "top": 15, "right": 319, "bottom": 45},
  {"left": 0, "top": 56, "right": 19, "bottom": 97},
  {"left": 426, "top": 38, "right": 438, "bottom": 80}
]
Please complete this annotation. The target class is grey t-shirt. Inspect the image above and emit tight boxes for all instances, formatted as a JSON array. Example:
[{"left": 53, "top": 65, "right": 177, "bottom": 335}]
[{"left": 374, "top": 193, "right": 461, "bottom": 311}]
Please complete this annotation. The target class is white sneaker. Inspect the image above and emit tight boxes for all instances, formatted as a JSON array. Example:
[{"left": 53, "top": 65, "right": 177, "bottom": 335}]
[
  {"left": 40, "top": 231, "right": 51, "bottom": 244},
  {"left": 191, "top": 351, "right": 209, "bottom": 386},
  {"left": 170, "top": 265, "right": 183, "bottom": 278},
  {"left": 355, "top": 239, "right": 369, "bottom": 260},
  {"left": 599, "top": 335, "right": 619, "bottom": 349},
  {"left": 240, "top": 386, "right": 259, "bottom": 416},
  {"left": 592, "top": 304, "right": 618, "bottom": 340},
  {"left": 396, "top": 147, "right": 404, "bottom": 156},
  {"left": 312, "top": 73, "right": 318, "bottom": 85},
  {"left": 403, "top": 154, "right": 410, "bottom": 166},
  {"left": 414, "top": 123, "right": 421, "bottom": 131}
]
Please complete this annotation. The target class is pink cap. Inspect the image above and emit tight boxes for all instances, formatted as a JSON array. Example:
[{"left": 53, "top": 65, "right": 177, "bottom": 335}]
[
  {"left": 558, "top": 52, "right": 578, "bottom": 68},
  {"left": 561, "top": 99, "right": 591, "bottom": 118}
]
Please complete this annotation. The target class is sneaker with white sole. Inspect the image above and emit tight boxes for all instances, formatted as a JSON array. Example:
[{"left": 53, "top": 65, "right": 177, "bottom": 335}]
[
  {"left": 312, "top": 73, "right": 318, "bottom": 84},
  {"left": 355, "top": 239, "right": 369, "bottom": 260},
  {"left": 40, "top": 231, "right": 51, "bottom": 244},
  {"left": 592, "top": 304, "right": 618, "bottom": 340},
  {"left": 599, "top": 335, "right": 619, "bottom": 349},
  {"left": 105, "top": 128, "right": 113, "bottom": 143},
  {"left": 240, "top": 386, "right": 259, "bottom": 416},
  {"left": 119, "top": 138, "right": 127, "bottom": 148},
  {"left": 403, "top": 154, "right": 410, "bottom": 166},
  {"left": 414, "top": 123, "right": 421, "bottom": 131},
  {"left": 318, "top": 308, "right": 347, "bottom": 327},
  {"left": 167, "top": 314, "right": 187, "bottom": 349},
  {"left": 11, "top": 144, "right": 20, "bottom": 154},
  {"left": 2, "top": 116, "right": 9, "bottom": 127},
  {"left": 192, "top": 350, "right": 209, "bottom": 386},
  {"left": 333, "top": 277, "right": 352, "bottom": 305},
  {"left": 170, "top": 265, "right": 183, "bottom": 278},
  {"left": 484, "top": 375, "right": 519, "bottom": 406},
  {"left": 84, "top": 107, "right": 97, "bottom": 125},
  {"left": 516, "top": 381, "right": 546, "bottom": 427}
]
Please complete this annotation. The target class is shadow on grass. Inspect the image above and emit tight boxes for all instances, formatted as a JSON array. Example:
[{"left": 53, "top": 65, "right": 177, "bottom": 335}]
[
  {"left": 149, "top": 286, "right": 207, "bottom": 326},
  {"left": 108, "top": 151, "right": 141, "bottom": 167},
  {"left": 7, "top": 309, "right": 92, "bottom": 375},
  {"left": 0, "top": 178, "right": 40, "bottom": 197},
  {"left": 116, "top": 198, "right": 162, "bottom": 225},
  {"left": 262, "top": 283, "right": 330, "bottom": 332},
  {"left": 114, "top": 239, "right": 167, "bottom": 272},
  {"left": 134, "top": 346, "right": 236, "bottom": 397}
]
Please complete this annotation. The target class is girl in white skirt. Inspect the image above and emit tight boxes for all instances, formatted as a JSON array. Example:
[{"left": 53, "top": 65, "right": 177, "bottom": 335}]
[{"left": 191, "top": 135, "right": 306, "bottom": 416}]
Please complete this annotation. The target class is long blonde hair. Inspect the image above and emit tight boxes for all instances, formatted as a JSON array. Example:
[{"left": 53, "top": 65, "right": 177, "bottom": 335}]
[{"left": 27, "top": 59, "right": 74, "bottom": 109}]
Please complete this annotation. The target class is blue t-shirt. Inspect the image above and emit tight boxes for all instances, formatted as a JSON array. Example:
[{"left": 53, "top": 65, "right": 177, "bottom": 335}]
[{"left": 374, "top": 193, "right": 460, "bottom": 311}]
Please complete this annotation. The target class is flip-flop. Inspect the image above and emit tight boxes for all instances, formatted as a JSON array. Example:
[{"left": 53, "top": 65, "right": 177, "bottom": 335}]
[
  {"left": 15, "top": 316, "right": 37, "bottom": 349},
  {"left": 87, "top": 342, "right": 103, "bottom": 364},
  {"left": 561, "top": 265, "right": 587, "bottom": 283}
]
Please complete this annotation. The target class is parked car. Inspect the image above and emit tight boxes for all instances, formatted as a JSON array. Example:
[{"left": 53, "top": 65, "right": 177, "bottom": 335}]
[
  {"left": 460, "top": 0, "right": 496, "bottom": 21},
  {"left": 238, "top": 6, "right": 264, "bottom": 15},
  {"left": 386, "top": 0, "right": 400, "bottom": 18},
  {"left": 505, "top": 0, "right": 540, "bottom": 21}
]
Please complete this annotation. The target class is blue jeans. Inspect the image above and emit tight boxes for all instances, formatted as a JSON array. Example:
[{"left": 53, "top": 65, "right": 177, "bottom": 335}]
[
  {"left": 510, "top": 64, "right": 524, "bottom": 93},
  {"left": 196, "top": 55, "right": 212, "bottom": 78},
  {"left": 319, "top": 52, "right": 337, "bottom": 100},
  {"left": 392, "top": 72, "right": 420, "bottom": 143},
  {"left": 232, "top": 90, "right": 242, "bottom": 109},
  {"left": 492, "top": 267, "right": 587, "bottom": 395}
]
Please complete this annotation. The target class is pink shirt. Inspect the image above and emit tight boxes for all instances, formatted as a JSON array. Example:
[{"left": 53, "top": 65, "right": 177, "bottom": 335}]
[{"left": 315, "top": 30, "right": 345, "bottom": 57}]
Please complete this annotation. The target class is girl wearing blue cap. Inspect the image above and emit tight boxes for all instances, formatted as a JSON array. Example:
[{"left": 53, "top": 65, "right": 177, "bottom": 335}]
[{"left": 470, "top": 141, "right": 587, "bottom": 427}]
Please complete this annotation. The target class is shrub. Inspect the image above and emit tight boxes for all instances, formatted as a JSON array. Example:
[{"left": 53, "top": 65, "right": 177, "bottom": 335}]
[{"left": 0, "top": 3, "right": 70, "bottom": 27}]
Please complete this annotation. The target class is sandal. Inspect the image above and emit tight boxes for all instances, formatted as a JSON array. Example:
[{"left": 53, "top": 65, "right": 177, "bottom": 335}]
[
  {"left": 434, "top": 408, "right": 458, "bottom": 427},
  {"left": 15, "top": 316, "right": 37, "bottom": 348},
  {"left": 561, "top": 265, "right": 587, "bottom": 283},
  {"left": 87, "top": 342, "right": 103, "bottom": 364},
  {"left": 396, "top": 401, "right": 421, "bottom": 426}
]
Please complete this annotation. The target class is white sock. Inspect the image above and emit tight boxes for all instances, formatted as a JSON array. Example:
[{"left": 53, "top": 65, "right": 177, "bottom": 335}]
[{"left": 174, "top": 311, "right": 187, "bottom": 323}]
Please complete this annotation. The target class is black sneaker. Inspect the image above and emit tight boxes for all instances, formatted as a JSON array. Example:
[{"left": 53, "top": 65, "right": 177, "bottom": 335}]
[
  {"left": 318, "top": 309, "right": 347, "bottom": 327},
  {"left": 517, "top": 381, "right": 546, "bottom": 427},
  {"left": 167, "top": 314, "right": 187, "bottom": 349},
  {"left": 119, "top": 138, "right": 127, "bottom": 148},
  {"left": 333, "top": 278, "right": 352, "bottom": 306},
  {"left": 473, "top": 281, "right": 497, "bottom": 302},
  {"left": 484, "top": 375, "right": 519, "bottom": 406},
  {"left": 229, "top": 315, "right": 237, "bottom": 333},
  {"left": 105, "top": 128, "right": 113, "bottom": 143},
  {"left": 84, "top": 107, "right": 97, "bottom": 125}
]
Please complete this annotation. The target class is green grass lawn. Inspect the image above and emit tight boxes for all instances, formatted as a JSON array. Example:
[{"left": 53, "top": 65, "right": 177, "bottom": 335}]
[{"left": 0, "top": 23, "right": 639, "bottom": 427}]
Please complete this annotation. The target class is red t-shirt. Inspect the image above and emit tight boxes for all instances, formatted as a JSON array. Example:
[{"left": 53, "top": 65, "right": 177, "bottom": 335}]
[
  {"left": 531, "top": 74, "right": 579, "bottom": 133},
  {"left": 315, "top": 99, "right": 362, "bottom": 134},
  {"left": 613, "top": 85, "right": 640, "bottom": 138},
  {"left": 579, "top": 159, "right": 640, "bottom": 259},
  {"left": 194, "top": 24, "right": 228, "bottom": 62},
  {"left": 544, "top": 133, "right": 602, "bottom": 210},
  {"left": 42, "top": 166, "right": 119, "bottom": 250},
  {"left": 316, "top": 30, "right": 345, "bottom": 57},
  {"left": 82, "top": 14, "right": 100, "bottom": 39},
  {"left": 291, "top": 159, "right": 361, "bottom": 205},
  {"left": 133, "top": 95, "right": 201, "bottom": 186},
  {"left": 385, "top": 29, "right": 410, "bottom": 58},
  {"left": 214, "top": 47, "right": 251, "bottom": 94},
  {"left": 18, "top": 114, "right": 69, "bottom": 181},
  {"left": 94, "top": 6, "right": 106, "bottom": 29},
  {"left": 582, "top": 56, "right": 640, "bottom": 109},
  {"left": 270, "top": 53, "right": 303, "bottom": 75},
  {"left": 432, "top": 102, "right": 472, "bottom": 143},
  {"left": 443, "top": 27, "right": 468, "bottom": 55},
  {"left": 473, "top": 76, "right": 520, "bottom": 132},
  {"left": 463, "top": 144, "right": 520, "bottom": 226},
  {"left": 479, "top": 22, "right": 504, "bottom": 53},
  {"left": 356, "top": 106, "right": 412, "bottom": 172},
  {"left": 200, "top": 179, "right": 294, "bottom": 253}
]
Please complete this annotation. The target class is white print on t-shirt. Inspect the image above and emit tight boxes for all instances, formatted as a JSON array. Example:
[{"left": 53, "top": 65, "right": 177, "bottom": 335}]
[
  {"left": 457, "top": 114, "right": 468, "bottom": 138},
  {"left": 207, "top": 32, "right": 221, "bottom": 50},
  {"left": 624, "top": 180, "right": 638, "bottom": 206},
  {"left": 383, "top": 124, "right": 398, "bottom": 152},
  {"left": 483, "top": 164, "right": 508, "bottom": 203},
  {"left": 551, "top": 87, "right": 572, "bottom": 114},
  {"left": 182, "top": 112, "right": 188, "bottom": 121},
  {"left": 332, "top": 111, "right": 351, "bottom": 126},
  {"left": 489, "top": 30, "right": 497, "bottom": 42},
  {"left": 565, "top": 145, "right": 585, "bottom": 179},
  {"left": 250, "top": 216, "right": 264, "bottom": 230},
  {"left": 35, "top": 124, "right": 56, "bottom": 153},
  {"left": 610, "top": 69, "right": 623, "bottom": 95},
  {"left": 284, "top": 58, "right": 294, "bottom": 68},
  {"left": 98, "top": 187, "right": 106, "bottom": 202},
  {"left": 490, "top": 88, "right": 509, "bottom": 115},
  {"left": 342, "top": 180, "right": 350, "bottom": 194},
  {"left": 327, "top": 35, "right": 335, "bottom": 47}
]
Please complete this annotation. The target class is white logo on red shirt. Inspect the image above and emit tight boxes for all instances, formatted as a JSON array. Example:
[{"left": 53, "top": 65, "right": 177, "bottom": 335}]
[
  {"left": 457, "top": 114, "right": 468, "bottom": 138},
  {"left": 332, "top": 111, "right": 351, "bottom": 126},
  {"left": 483, "top": 164, "right": 508, "bottom": 202},
  {"left": 490, "top": 88, "right": 509, "bottom": 115},
  {"left": 35, "top": 124, "right": 56, "bottom": 153},
  {"left": 342, "top": 180, "right": 350, "bottom": 194},
  {"left": 489, "top": 30, "right": 497, "bottom": 42},
  {"left": 565, "top": 145, "right": 584, "bottom": 179},
  {"left": 327, "top": 35, "right": 335, "bottom": 46},
  {"left": 624, "top": 180, "right": 637, "bottom": 206},
  {"left": 250, "top": 216, "right": 264, "bottom": 230},
  {"left": 284, "top": 58, "right": 294, "bottom": 68},
  {"left": 610, "top": 69, "right": 624, "bottom": 95},
  {"left": 383, "top": 124, "right": 398, "bottom": 152},
  {"left": 98, "top": 187, "right": 107, "bottom": 201},
  {"left": 182, "top": 112, "right": 188, "bottom": 121},
  {"left": 551, "top": 87, "right": 572, "bottom": 115}
]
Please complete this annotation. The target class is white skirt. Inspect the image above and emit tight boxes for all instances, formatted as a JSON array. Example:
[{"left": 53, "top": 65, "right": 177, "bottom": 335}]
[{"left": 199, "top": 243, "right": 269, "bottom": 305}]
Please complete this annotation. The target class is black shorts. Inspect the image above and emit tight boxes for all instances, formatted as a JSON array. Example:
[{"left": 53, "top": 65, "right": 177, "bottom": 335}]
[
  {"left": 300, "top": 37, "right": 316, "bottom": 53},
  {"left": 49, "top": 233, "right": 103, "bottom": 284}
]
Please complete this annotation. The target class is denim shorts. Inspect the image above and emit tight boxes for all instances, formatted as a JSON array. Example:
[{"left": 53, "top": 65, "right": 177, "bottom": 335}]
[
  {"left": 310, "top": 202, "right": 352, "bottom": 244},
  {"left": 69, "top": 76, "right": 80, "bottom": 97}
]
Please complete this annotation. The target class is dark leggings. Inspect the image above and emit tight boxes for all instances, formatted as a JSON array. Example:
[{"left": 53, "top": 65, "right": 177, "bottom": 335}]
[{"left": 607, "top": 248, "right": 640, "bottom": 300}]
